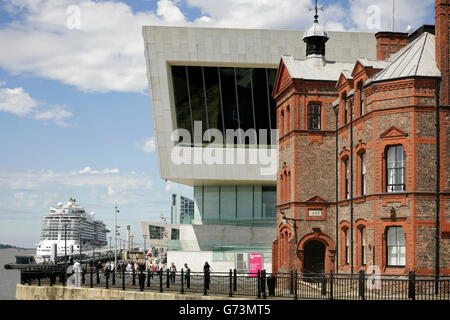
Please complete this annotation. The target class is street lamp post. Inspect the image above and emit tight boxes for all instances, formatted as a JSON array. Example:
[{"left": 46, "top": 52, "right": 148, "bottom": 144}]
[
  {"left": 143, "top": 235, "right": 147, "bottom": 266},
  {"left": 279, "top": 210, "right": 304, "bottom": 273},
  {"left": 114, "top": 204, "right": 120, "bottom": 271}
]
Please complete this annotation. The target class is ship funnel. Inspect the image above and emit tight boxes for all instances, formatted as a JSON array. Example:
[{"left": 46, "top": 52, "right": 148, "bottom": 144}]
[{"left": 126, "top": 225, "right": 131, "bottom": 251}]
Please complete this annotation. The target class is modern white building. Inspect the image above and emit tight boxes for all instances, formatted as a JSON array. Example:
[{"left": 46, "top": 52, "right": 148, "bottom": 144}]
[
  {"left": 171, "top": 193, "right": 194, "bottom": 224},
  {"left": 142, "top": 25, "right": 377, "bottom": 272}
]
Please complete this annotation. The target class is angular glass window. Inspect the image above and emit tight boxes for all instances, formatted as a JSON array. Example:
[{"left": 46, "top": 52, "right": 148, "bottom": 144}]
[
  {"left": 235, "top": 68, "right": 255, "bottom": 132},
  {"left": 204, "top": 67, "right": 224, "bottom": 135},
  {"left": 171, "top": 66, "right": 192, "bottom": 138},
  {"left": 220, "top": 67, "right": 240, "bottom": 132},
  {"left": 188, "top": 66, "right": 207, "bottom": 136}
]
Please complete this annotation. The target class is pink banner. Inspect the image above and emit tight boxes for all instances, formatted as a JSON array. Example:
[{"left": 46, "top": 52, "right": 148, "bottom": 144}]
[{"left": 249, "top": 253, "right": 263, "bottom": 277}]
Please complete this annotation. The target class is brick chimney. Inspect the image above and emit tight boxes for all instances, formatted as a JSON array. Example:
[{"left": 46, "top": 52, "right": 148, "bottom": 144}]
[
  {"left": 375, "top": 32, "right": 408, "bottom": 60},
  {"left": 435, "top": 0, "right": 449, "bottom": 106}
]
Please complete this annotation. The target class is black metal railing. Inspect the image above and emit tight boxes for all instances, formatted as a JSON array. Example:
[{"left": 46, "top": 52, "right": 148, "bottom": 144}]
[{"left": 19, "top": 267, "right": 450, "bottom": 300}]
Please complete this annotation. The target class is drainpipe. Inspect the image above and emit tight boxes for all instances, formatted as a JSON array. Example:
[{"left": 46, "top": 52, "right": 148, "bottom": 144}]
[
  {"left": 350, "top": 100, "right": 354, "bottom": 275},
  {"left": 435, "top": 78, "right": 441, "bottom": 289},
  {"left": 334, "top": 106, "right": 339, "bottom": 273}
]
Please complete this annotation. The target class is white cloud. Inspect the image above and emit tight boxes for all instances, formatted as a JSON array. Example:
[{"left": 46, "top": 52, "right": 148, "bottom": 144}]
[
  {"left": 0, "top": 0, "right": 433, "bottom": 94},
  {"left": 0, "top": 87, "right": 39, "bottom": 116},
  {"left": 0, "top": 86, "right": 74, "bottom": 126},
  {"left": 140, "top": 137, "right": 156, "bottom": 153},
  {"left": 78, "top": 166, "right": 120, "bottom": 174}
]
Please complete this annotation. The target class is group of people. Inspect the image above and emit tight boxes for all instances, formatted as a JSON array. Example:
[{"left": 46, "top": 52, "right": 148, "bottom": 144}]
[{"left": 89, "top": 259, "right": 213, "bottom": 289}]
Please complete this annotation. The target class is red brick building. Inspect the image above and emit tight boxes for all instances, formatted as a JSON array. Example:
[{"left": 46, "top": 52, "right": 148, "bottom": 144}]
[{"left": 272, "top": 0, "right": 450, "bottom": 275}]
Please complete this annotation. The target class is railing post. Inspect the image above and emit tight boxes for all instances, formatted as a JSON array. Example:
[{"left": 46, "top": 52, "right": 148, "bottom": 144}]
[
  {"left": 139, "top": 270, "right": 144, "bottom": 291},
  {"left": 290, "top": 271, "right": 294, "bottom": 294},
  {"left": 329, "top": 271, "right": 334, "bottom": 300},
  {"left": 90, "top": 266, "right": 93, "bottom": 288},
  {"left": 166, "top": 269, "right": 170, "bottom": 288},
  {"left": 229, "top": 269, "right": 233, "bottom": 297},
  {"left": 181, "top": 268, "right": 184, "bottom": 294},
  {"left": 122, "top": 268, "right": 125, "bottom": 291},
  {"left": 321, "top": 274, "right": 327, "bottom": 296},
  {"left": 147, "top": 270, "right": 151, "bottom": 288},
  {"left": 203, "top": 270, "right": 208, "bottom": 296},
  {"left": 257, "top": 270, "right": 261, "bottom": 298},
  {"left": 28, "top": 268, "right": 32, "bottom": 286},
  {"left": 359, "top": 270, "right": 365, "bottom": 300},
  {"left": 50, "top": 268, "right": 54, "bottom": 287},
  {"left": 408, "top": 271, "right": 416, "bottom": 300},
  {"left": 262, "top": 270, "right": 267, "bottom": 299},
  {"left": 20, "top": 269, "right": 24, "bottom": 285},
  {"left": 105, "top": 269, "right": 109, "bottom": 289},
  {"left": 435, "top": 274, "right": 439, "bottom": 296},
  {"left": 132, "top": 268, "right": 136, "bottom": 286},
  {"left": 294, "top": 271, "right": 298, "bottom": 300},
  {"left": 82, "top": 267, "right": 85, "bottom": 285},
  {"left": 96, "top": 268, "right": 100, "bottom": 284},
  {"left": 159, "top": 270, "right": 163, "bottom": 293},
  {"left": 233, "top": 269, "right": 237, "bottom": 292},
  {"left": 112, "top": 270, "right": 115, "bottom": 285}
]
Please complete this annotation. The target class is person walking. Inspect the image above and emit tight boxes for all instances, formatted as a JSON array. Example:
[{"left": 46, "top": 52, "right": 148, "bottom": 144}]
[
  {"left": 184, "top": 263, "right": 191, "bottom": 289},
  {"left": 203, "top": 262, "right": 212, "bottom": 290},
  {"left": 169, "top": 262, "right": 177, "bottom": 284}
]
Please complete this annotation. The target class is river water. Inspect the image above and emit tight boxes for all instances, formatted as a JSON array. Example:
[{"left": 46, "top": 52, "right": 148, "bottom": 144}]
[{"left": 0, "top": 248, "right": 35, "bottom": 300}]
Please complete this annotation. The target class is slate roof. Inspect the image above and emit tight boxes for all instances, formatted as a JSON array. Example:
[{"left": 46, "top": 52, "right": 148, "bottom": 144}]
[{"left": 368, "top": 32, "right": 440, "bottom": 84}]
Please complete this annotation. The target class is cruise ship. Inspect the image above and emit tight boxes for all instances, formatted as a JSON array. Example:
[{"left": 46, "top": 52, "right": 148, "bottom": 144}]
[{"left": 35, "top": 198, "right": 109, "bottom": 263}]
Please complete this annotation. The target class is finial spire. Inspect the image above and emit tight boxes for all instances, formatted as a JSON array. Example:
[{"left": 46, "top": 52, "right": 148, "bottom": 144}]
[
  {"left": 314, "top": 0, "right": 319, "bottom": 22},
  {"left": 309, "top": 0, "right": 323, "bottom": 23}
]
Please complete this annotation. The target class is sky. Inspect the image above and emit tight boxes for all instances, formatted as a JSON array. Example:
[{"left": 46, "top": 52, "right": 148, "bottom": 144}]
[{"left": 0, "top": 0, "right": 436, "bottom": 248}]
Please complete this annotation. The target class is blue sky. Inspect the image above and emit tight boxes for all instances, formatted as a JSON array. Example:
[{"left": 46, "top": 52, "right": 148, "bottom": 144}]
[{"left": 0, "top": 0, "right": 435, "bottom": 248}]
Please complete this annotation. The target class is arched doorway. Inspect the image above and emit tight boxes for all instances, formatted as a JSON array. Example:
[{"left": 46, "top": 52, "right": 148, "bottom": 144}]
[{"left": 303, "top": 240, "right": 325, "bottom": 274}]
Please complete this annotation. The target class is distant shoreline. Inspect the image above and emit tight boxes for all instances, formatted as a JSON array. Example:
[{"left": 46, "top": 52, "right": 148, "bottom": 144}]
[{"left": 0, "top": 244, "right": 33, "bottom": 250}]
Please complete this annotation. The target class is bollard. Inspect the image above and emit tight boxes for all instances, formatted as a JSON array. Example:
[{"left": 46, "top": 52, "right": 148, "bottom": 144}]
[
  {"left": 166, "top": 269, "right": 170, "bottom": 288},
  {"left": 229, "top": 269, "right": 233, "bottom": 297},
  {"left": 257, "top": 270, "right": 261, "bottom": 298},
  {"left": 122, "top": 268, "right": 126, "bottom": 291},
  {"left": 181, "top": 268, "right": 184, "bottom": 294},
  {"left": 159, "top": 270, "right": 163, "bottom": 293}
]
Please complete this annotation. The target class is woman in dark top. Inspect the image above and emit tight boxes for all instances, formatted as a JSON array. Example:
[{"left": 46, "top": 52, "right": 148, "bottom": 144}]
[{"left": 203, "top": 262, "right": 212, "bottom": 289}]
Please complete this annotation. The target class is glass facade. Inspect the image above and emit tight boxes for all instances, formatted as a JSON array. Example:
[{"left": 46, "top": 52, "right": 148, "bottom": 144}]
[
  {"left": 194, "top": 185, "right": 276, "bottom": 226},
  {"left": 171, "top": 66, "right": 277, "bottom": 145}
]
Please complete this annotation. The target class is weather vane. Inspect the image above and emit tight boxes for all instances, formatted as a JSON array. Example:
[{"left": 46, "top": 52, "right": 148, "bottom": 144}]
[{"left": 309, "top": 0, "right": 324, "bottom": 23}]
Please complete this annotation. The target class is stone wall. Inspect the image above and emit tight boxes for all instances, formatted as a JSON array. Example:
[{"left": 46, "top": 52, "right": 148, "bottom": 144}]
[{"left": 15, "top": 284, "right": 247, "bottom": 300}]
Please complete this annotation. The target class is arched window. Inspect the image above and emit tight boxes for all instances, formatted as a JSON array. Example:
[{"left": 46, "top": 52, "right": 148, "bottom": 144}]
[
  {"left": 359, "top": 82, "right": 364, "bottom": 116},
  {"left": 343, "top": 93, "right": 348, "bottom": 125},
  {"left": 344, "top": 228, "right": 350, "bottom": 265},
  {"left": 386, "top": 227, "right": 406, "bottom": 267},
  {"left": 386, "top": 145, "right": 405, "bottom": 192},
  {"left": 280, "top": 110, "right": 285, "bottom": 136},
  {"left": 344, "top": 158, "right": 350, "bottom": 199},
  {"left": 308, "top": 104, "right": 321, "bottom": 130},
  {"left": 360, "top": 227, "right": 366, "bottom": 266},
  {"left": 360, "top": 152, "right": 366, "bottom": 195},
  {"left": 286, "top": 106, "right": 290, "bottom": 133}
]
